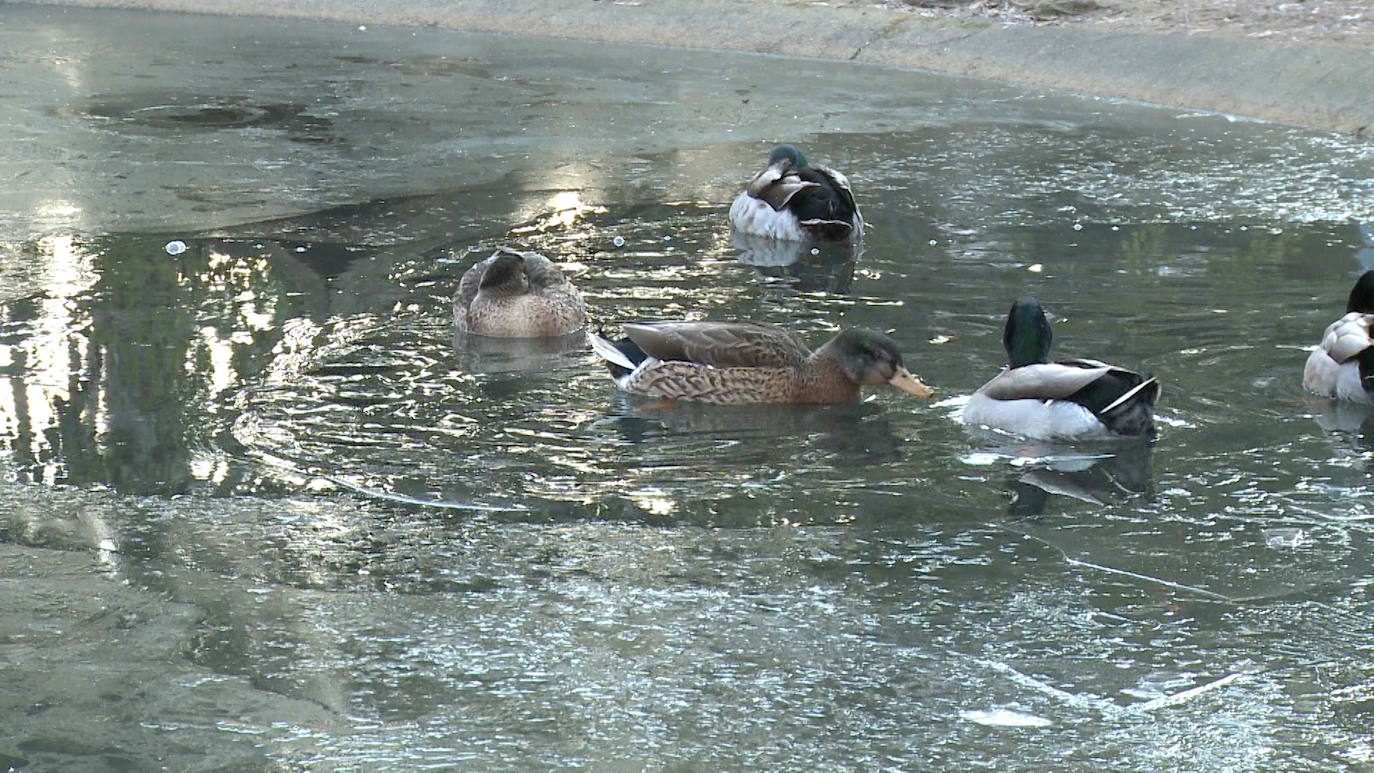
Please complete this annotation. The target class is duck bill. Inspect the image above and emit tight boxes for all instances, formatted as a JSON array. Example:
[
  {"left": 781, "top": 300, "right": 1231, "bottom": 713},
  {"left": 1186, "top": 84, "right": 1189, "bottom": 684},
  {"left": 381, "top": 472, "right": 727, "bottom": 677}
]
[{"left": 889, "top": 367, "right": 934, "bottom": 398}]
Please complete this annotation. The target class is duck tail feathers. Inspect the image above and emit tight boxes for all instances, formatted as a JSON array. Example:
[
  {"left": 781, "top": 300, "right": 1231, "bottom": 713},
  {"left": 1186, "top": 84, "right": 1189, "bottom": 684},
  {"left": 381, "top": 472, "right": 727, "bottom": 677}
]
[
  {"left": 1100, "top": 376, "right": 1159, "bottom": 415},
  {"left": 590, "top": 333, "right": 638, "bottom": 372},
  {"left": 798, "top": 218, "right": 856, "bottom": 242},
  {"left": 591, "top": 332, "right": 654, "bottom": 386}
]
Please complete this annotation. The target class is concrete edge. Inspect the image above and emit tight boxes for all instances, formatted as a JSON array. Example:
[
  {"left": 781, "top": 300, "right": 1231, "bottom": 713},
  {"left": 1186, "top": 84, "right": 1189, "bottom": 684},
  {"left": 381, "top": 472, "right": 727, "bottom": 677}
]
[{"left": 13, "top": 0, "right": 1374, "bottom": 133}]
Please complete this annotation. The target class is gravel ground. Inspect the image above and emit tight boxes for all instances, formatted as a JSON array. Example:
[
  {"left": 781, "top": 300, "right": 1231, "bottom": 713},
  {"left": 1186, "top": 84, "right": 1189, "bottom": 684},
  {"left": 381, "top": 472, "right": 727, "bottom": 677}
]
[{"left": 878, "top": 0, "right": 1374, "bottom": 45}]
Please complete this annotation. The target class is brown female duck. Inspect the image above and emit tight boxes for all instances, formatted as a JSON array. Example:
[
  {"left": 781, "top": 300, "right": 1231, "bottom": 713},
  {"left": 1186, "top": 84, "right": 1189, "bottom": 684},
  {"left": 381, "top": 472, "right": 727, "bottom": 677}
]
[
  {"left": 453, "top": 247, "right": 586, "bottom": 337},
  {"left": 590, "top": 321, "right": 932, "bottom": 404}
]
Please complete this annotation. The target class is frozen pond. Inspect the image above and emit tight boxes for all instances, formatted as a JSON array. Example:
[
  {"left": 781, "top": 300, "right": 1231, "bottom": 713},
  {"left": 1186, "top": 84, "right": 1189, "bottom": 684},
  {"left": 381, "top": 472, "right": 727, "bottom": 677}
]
[{"left": 4, "top": 4, "right": 1374, "bottom": 770}]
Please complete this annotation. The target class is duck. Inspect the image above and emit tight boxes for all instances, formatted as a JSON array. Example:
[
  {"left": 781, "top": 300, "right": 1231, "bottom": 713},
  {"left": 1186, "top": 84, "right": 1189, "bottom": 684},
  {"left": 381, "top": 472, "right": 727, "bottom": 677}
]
[
  {"left": 728, "top": 144, "right": 863, "bottom": 242},
  {"left": 962, "top": 297, "right": 1160, "bottom": 440},
  {"left": 1303, "top": 270, "right": 1374, "bottom": 404},
  {"left": 589, "top": 321, "right": 932, "bottom": 404},
  {"left": 453, "top": 247, "right": 586, "bottom": 337}
]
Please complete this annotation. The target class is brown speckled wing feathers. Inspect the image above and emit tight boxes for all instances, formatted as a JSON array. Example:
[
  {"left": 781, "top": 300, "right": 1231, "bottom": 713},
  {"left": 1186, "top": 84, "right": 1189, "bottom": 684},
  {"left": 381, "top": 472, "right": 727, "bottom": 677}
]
[{"left": 622, "top": 321, "right": 813, "bottom": 369}]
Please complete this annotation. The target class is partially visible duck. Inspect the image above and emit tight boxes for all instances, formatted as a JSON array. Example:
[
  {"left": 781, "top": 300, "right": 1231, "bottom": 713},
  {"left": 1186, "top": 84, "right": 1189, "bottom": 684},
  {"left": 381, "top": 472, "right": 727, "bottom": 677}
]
[
  {"left": 590, "top": 320, "right": 931, "bottom": 404},
  {"left": 1304, "top": 270, "right": 1374, "bottom": 403},
  {"left": 453, "top": 247, "right": 586, "bottom": 337},
  {"left": 962, "top": 298, "right": 1159, "bottom": 440},
  {"left": 728, "top": 144, "right": 863, "bottom": 242}
]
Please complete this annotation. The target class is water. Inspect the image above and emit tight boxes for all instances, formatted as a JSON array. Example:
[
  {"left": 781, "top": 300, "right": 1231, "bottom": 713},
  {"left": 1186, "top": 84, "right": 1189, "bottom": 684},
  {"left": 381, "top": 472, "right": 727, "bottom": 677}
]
[{"left": 4, "top": 4, "right": 1374, "bottom": 771}]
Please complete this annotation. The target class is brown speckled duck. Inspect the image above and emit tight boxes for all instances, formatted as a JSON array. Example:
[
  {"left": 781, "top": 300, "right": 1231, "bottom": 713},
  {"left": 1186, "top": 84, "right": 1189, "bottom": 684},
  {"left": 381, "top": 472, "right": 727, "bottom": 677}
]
[
  {"left": 453, "top": 247, "right": 586, "bottom": 337},
  {"left": 589, "top": 321, "right": 932, "bottom": 404}
]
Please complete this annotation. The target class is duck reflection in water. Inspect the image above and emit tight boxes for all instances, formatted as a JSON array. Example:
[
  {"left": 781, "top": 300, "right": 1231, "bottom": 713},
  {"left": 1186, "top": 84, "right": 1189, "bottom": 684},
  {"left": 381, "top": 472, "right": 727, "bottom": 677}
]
[
  {"left": 991, "top": 440, "right": 1154, "bottom": 518},
  {"left": 1306, "top": 396, "right": 1374, "bottom": 454},
  {"left": 603, "top": 396, "right": 906, "bottom": 462},
  {"left": 452, "top": 328, "right": 588, "bottom": 374},
  {"left": 729, "top": 230, "right": 860, "bottom": 294}
]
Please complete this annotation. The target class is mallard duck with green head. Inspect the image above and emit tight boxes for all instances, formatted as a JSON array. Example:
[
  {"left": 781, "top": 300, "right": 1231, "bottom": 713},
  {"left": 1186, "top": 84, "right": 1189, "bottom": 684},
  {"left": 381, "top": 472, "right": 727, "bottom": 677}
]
[
  {"left": 590, "top": 321, "right": 932, "bottom": 404},
  {"left": 728, "top": 144, "right": 863, "bottom": 242},
  {"left": 1304, "top": 270, "right": 1374, "bottom": 403},
  {"left": 962, "top": 298, "right": 1159, "bottom": 440},
  {"left": 453, "top": 247, "right": 586, "bottom": 337}
]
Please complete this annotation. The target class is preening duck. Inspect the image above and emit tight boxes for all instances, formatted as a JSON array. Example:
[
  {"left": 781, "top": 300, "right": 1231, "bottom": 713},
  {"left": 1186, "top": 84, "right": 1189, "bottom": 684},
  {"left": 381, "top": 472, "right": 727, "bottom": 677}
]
[
  {"left": 590, "top": 321, "right": 931, "bottom": 405},
  {"left": 1303, "top": 270, "right": 1374, "bottom": 404},
  {"left": 453, "top": 247, "right": 586, "bottom": 337},
  {"left": 728, "top": 144, "right": 863, "bottom": 242},
  {"left": 962, "top": 298, "right": 1160, "bottom": 441}
]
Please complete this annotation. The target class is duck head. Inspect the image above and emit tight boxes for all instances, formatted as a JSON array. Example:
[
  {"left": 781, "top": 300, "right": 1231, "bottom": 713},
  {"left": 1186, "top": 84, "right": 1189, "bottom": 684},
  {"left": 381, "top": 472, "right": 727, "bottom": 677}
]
[
  {"left": 767, "top": 143, "right": 808, "bottom": 171},
  {"left": 828, "top": 329, "right": 933, "bottom": 397},
  {"left": 1003, "top": 297, "right": 1053, "bottom": 368},
  {"left": 479, "top": 251, "right": 529, "bottom": 296},
  {"left": 1348, "top": 270, "right": 1374, "bottom": 313}
]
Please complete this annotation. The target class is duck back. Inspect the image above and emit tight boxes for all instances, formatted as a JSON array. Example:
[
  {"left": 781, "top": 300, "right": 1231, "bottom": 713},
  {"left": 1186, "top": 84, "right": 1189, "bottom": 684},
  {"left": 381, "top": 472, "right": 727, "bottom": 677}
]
[{"left": 1065, "top": 367, "right": 1159, "bottom": 437}]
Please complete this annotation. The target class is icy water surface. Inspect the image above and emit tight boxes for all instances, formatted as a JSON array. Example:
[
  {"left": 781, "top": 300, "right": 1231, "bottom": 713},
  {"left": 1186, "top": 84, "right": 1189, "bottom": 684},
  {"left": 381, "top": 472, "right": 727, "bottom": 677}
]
[{"left": 4, "top": 4, "right": 1374, "bottom": 771}]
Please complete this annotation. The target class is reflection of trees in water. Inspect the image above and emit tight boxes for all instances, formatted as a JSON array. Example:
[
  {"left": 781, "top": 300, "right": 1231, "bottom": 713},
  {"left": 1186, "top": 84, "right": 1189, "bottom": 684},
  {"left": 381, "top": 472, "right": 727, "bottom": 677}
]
[
  {"left": 1, "top": 236, "right": 319, "bottom": 494},
  {"left": 88, "top": 238, "right": 199, "bottom": 493},
  {"left": 0, "top": 182, "right": 623, "bottom": 496}
]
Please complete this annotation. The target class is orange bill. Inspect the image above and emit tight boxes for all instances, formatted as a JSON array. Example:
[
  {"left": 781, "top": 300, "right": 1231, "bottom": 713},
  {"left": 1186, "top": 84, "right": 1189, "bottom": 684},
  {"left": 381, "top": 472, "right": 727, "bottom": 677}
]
[{"left": 889, "top": 367, "right": 934, "bottom": 398}]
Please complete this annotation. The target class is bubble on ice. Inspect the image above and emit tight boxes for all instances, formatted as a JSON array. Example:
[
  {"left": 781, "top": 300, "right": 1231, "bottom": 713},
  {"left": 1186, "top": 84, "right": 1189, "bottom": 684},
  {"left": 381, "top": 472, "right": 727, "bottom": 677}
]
[
  {"left": 612, "top": 235, "right": 625, "bottom": 247},
  {"left": 164, "top": 240, "right": 187, "bottom": 255}
]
